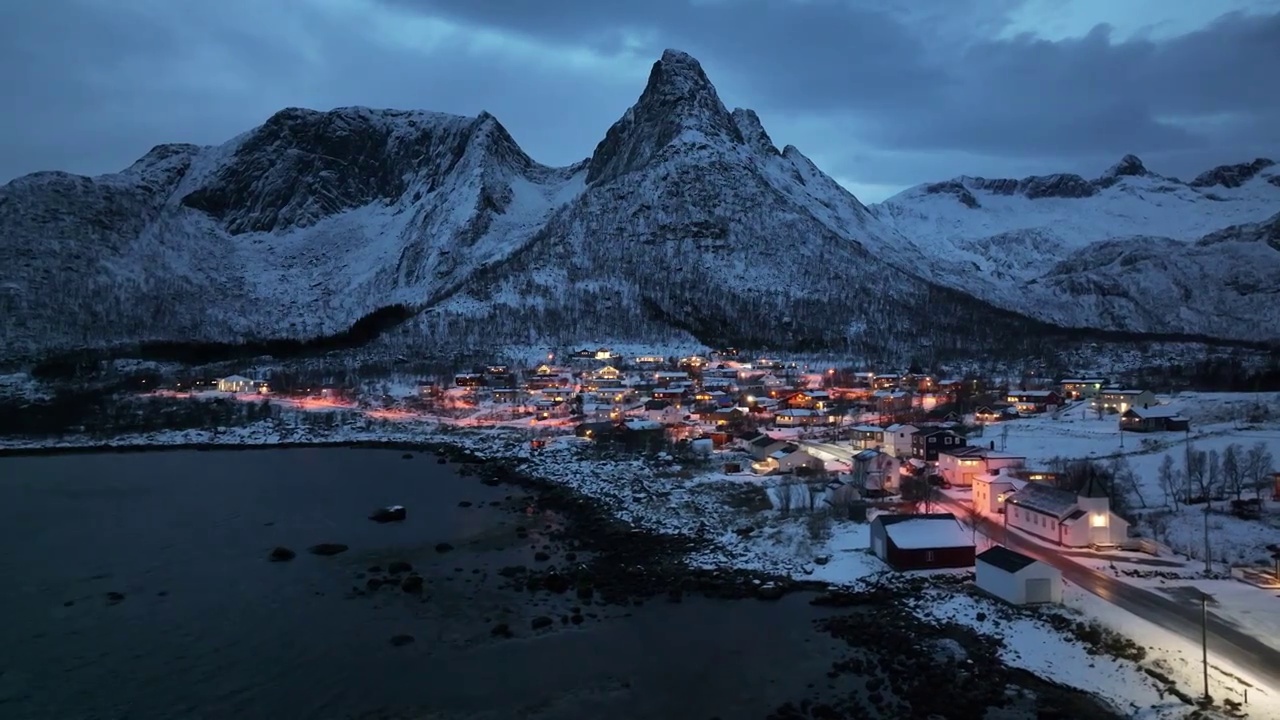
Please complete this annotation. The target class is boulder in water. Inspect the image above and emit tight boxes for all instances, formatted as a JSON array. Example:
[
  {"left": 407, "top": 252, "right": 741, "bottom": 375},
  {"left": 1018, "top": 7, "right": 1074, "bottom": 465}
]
[
  {"left": 268, "top": 546, "right": 296, "bottom": 562},
  {"left": 369, "top": 505, "right": 407, "bottom": 523}
]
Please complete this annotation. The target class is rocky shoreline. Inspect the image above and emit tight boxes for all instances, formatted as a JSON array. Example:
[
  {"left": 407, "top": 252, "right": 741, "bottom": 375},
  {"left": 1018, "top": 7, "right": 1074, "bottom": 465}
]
[
  {"left": 0, "top": 437, "right": 1201, "bottom": 718},
  {"left": 423, "top": 447, "right": 1146, "bottom": 719}
]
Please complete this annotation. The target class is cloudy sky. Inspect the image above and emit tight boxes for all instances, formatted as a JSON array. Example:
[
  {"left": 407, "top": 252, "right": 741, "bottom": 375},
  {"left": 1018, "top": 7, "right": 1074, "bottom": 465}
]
[{"left": 3, "top": 0, "right": 1278, "bottom": 202}]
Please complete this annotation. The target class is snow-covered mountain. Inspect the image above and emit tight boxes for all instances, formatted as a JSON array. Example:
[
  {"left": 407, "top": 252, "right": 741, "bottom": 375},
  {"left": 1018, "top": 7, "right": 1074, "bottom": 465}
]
[
  {"left": 871, "top": 155, "right": 1280, "bottom": 340},
  {"left": 1, "top": 49, "right": 1276, "bottom": 364}
]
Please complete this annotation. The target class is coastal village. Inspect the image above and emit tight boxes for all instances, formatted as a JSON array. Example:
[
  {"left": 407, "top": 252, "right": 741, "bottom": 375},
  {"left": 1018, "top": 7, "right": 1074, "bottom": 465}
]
[
  {"left": 8, "top": 344, "right": 1280, "bottom": 716},
  {"left": 185, "top": 347, "right": 1279, "bottom": 574}
]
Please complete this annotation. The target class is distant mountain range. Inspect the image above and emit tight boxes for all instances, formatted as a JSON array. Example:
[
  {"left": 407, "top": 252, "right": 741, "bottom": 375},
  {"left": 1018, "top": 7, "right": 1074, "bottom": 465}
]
[{"left": 1, "top": 49, "right": 1277, "bottom": 365}]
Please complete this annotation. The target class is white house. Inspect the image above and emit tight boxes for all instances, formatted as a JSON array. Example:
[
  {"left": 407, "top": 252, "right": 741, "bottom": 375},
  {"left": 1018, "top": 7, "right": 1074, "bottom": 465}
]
[
  {"left": 1093, "top": 388, "right": 1157, "bottom": 414},
  {"left": 217, "top": 375, "right": 255, "bottom": 393},
  {"left": 1004, "top": 475, "right": 1129, "bottom": 547},
  {"left": 850, "top": 449, "right": 900, "bottom": 492},
  {"left": 643, "top": 400, "right": 685, "bottom": 425},
  {"left": 937, "top": 447, "right": 1026, "bottom": 488},
  {"left": 751, "top": 444, "right": 823, "bottom": 475},
  {"left": 972, "top": 471, "right": 1022, "bottom": 514},
  {"left": 746, "top": 433, "right": 790, "bottom": 460},
  {"left": 882, "top": 424, "right": 918, "bottom": 459},
  {"left": 975, "top": 546, "right": 1063, "bottom": 605}
]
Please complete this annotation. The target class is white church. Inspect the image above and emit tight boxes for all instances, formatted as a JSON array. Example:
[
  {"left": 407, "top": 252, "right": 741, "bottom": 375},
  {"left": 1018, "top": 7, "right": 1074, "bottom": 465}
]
[{"left": 976, "top": 471, "right": 1129, "bottom": 548}]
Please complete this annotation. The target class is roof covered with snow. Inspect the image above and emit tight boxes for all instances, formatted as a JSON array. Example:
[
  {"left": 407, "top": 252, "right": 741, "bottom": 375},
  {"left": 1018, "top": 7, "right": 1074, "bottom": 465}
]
[
  {"left": 1006, "top": 482, "right": 1078, "bottom": 518},
  {"left": 881, "top": 515, "right": 973, "bottom": 550},
  {"left": 1123, "top": 406, "right": 1185, "bottom": 420}
]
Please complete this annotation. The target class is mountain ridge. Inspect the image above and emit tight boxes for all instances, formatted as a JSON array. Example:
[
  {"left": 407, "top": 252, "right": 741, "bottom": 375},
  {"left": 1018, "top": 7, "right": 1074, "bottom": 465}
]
[{"left": 2, "top": 49, "right": 1278, "bottom": 366}]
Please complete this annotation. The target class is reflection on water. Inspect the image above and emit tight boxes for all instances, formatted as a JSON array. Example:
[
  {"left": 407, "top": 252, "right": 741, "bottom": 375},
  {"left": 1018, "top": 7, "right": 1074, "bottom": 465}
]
[{"left": 0, "top": 449, "right": 850, "bottom": 720}]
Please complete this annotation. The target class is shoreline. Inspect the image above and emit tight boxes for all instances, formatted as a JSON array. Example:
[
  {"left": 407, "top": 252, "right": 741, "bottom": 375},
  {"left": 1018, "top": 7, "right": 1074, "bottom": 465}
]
[
  {"left": 0, "top": 429, "right": 1241, "bottom": 718},
  {"left": 0, "top": 438, "right": 464, "bottom": 458}
]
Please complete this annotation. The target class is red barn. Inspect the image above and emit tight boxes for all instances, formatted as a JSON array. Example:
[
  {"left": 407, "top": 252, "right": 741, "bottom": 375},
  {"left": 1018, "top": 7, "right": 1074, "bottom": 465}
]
[{"left": 870, "top": 513, "right": 976, "bottom": 571}]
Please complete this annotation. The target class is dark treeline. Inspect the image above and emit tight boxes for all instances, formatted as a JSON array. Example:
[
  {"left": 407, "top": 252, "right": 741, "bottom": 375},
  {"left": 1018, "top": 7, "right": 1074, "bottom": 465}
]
[
  {"left": 1125, "top": 354, "right": 1280, "bottom": 392},
  {"left": 31, "top": 304, "right": 414, "bottom": 380},
  {"left": 0, "top": 393, "right": 278, "bottom": 439}
]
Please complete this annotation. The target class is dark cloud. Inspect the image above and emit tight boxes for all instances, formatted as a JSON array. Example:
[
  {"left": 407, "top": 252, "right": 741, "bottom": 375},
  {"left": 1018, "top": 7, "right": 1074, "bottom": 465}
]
[{"left": 1, "top": 0, "right": 1277, "bottom": 201}]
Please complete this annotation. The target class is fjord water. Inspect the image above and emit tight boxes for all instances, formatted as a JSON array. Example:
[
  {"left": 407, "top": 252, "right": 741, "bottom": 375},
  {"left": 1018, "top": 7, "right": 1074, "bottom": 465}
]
[{"left": 0, "top": 448, "right": 845, "bottom": 720}]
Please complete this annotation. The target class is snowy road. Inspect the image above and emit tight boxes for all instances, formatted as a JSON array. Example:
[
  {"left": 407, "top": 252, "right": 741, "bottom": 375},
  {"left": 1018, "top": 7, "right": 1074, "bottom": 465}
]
[{"left": 937, "top": 495, "right": 1280, "bottom": 694}]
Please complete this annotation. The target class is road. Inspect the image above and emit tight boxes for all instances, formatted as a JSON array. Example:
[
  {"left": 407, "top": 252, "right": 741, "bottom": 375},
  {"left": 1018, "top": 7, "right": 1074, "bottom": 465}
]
[{"left": 934, "top": 495, "right": 1280, "bottom": 694}]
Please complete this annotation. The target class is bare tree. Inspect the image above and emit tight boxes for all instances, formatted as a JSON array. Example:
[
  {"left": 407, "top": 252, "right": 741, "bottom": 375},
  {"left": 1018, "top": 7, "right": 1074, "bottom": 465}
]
[
  {"left": 1206, "top": 449, "right": 1222, "bottom": 499},
  {"left": 1222, "top": 443, "right": 1245, "bottom": 500},
  {"left": 1109, "top": 456, "right": 1147, "bottom": 509},
  {"left": 959, "top": 501, "right": 986, "bottom": 544},
  {"left": 1244, "top": 442, "right": 1275, "bottom": 500},
  {"left": 899, "top": 475, "right": 932, "bottom": 513},
  {"left": 1184, "top": 447, "right": 1208, "bottom": 502},
  {"left": 1158, "top": 454, "right": 1181, "bottom": 510},
  {"left": 1000, "top": 423, "right": 1010, "bottom": 452}
]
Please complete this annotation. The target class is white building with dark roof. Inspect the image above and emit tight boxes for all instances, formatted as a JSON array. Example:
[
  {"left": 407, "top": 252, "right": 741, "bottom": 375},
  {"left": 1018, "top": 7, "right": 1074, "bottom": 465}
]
[
  {"left": 1003, "top": 475, "right": 1128, "bottom": 548},
  {"left": 975, "top": 546, "right": 1062, "bottom": 605}
]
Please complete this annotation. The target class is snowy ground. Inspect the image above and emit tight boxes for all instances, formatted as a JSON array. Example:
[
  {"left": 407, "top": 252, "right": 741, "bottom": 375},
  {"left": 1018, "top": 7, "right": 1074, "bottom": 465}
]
[
  {"left": 925, "top": 583, "right": 1278, "bottom": 719},
  {"left": 991, "top": 392, "right": 1280, "bottom": 561}
]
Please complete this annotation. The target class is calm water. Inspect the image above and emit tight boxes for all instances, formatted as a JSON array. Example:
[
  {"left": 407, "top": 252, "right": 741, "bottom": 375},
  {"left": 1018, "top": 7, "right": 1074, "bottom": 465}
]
[{"left": 0, "top": 449, "right": 849, "bottom": 720}]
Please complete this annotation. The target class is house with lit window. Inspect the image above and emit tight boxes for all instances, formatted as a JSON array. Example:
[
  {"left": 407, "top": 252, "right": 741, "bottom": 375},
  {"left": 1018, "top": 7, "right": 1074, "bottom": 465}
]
[
  {"left": 1092, "top": 388, "right": 1157, "bottom": 414},
  {"left": 849, "top": 425, "right": 886, "bottom": 451},
  {"left": 773, "top": 408, "right": 839, "bottom": 427},
  {"left": 972, "top": 471, "right": 1022, "bottom": 514},
  {"left": 937, "top": 447, "right": 1026, "bottom": 487},
  {"left": 1004, "top": 390, "right": 1063, "bottom": 414},
  {"left": 1059, "top": 378, "right": 1107, "bottom": 399},
  {"left": 1120, "top": 406, "right": 1189, "bottom": 433},
  {"left": 751, "top": 444, "right": 823, "bottom": 475},
  {"left": 883, "top": 424, "right": 918, "bottom": 459},
  {"left": 1003, "top": 476, "right": 1129, "bottom": 548},
  {"left": 216, "top": 375, "right": 257, "bottom": 393},
  {"left": 911, "top": 428, "right": 966, "bottom": 462}
]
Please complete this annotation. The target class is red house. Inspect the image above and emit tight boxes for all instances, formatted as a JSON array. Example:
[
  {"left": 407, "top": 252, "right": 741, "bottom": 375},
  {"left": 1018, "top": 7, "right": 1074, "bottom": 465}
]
[{"left": 870, "top": 513, "right": 976, "bottom": 570}]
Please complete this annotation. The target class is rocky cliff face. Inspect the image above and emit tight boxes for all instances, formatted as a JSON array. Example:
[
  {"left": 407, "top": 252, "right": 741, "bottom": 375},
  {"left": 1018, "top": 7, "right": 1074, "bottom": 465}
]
[
  {"left": 1, "top": 49, "right": 1276, "bottom": 364},
  {"left": 872, "top": 151, "right": 1280, "bottom": 342}
]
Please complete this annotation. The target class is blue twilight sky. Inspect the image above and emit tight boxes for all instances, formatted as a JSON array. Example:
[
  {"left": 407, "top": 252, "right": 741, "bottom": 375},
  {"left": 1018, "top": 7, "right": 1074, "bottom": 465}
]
[{"left": 2, "top": 0, "right": 1278, "bottom": 202}]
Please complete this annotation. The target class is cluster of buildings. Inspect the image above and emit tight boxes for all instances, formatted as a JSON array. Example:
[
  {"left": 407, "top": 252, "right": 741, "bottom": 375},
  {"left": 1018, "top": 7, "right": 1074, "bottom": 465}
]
[
  {"left": 420, "top": 351, "right": 966, "bottom": 433},
  {"left": 977, "top": 379, "right": 1190, "bottom": 434}
]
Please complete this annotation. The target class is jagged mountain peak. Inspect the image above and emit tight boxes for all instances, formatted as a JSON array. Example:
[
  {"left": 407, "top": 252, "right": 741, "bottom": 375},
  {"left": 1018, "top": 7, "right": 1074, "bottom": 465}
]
[
  {"left": 1101, "top": 154, "right": 1150, "bottom": 179},
  {"left": 1190, "top": 157, "right": 1275, "bottom": 189},
  {"left": 586, "top": 49, "right": 741, "bottom": 185},
  {"left": 731, "top": 108, "right": 777, "bottom": 155}
]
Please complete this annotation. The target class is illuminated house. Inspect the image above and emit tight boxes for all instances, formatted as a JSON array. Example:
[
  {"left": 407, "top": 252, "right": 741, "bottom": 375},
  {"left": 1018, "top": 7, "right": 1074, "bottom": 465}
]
[
  {"left": 216, "top": 375, "right": 255, "bottom": 393},
  {"left": 1004, "top": 390, "right": 1063, "bottom": 414},
  {"left": 1092, "top": 388, "right": 1156, "bottom": 414},
  {"left": 849, "top": 425, "right": 886, "bottom": 451},
  {"left": 1120, "top": 406, "right": 1189, "bottom": 433},
  {"left": 972, "top": 472, "right": 1021, "bottom": 514},
  {"left": 1004, "top": 476, "right": 1128, "bottom": 548},
  {"left": 1059, "top": 378, "right": 1107, "bottom": 399},
  {"left": 937, "top": 447, "right": 1026, "bottom": 487}
]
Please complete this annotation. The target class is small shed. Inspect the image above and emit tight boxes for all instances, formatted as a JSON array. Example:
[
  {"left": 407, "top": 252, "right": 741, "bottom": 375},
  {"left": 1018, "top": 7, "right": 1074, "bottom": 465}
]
[
  {"left": 975, "top": 546, "right": 1062, "bottom": 605},
  {"left": 869, "top": 513, "right": 975, "bottom": 571}
]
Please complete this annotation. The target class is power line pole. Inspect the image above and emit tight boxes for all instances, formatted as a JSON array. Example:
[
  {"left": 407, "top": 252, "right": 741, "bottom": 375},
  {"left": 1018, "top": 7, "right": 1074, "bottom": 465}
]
[
  {"left": 1201, "top": 592, "right": 1211, "bottom": 704},
  {"left": 1203, "top": 500, "right": 1212, "bottom": 575}
]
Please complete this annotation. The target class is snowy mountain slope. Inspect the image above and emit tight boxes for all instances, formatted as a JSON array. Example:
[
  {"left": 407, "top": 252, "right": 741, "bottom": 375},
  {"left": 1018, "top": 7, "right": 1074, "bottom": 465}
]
[
  {"left": 408, "top": 51, "right": 1045, "bottom": 355},
  {"left": 871, "top": 155, "right": 1280, "bottom": 339},
  {"left": 1, "top": 48, "right": 1276, "bottom": 365},
  {"left": 0, "top": 107, "right": 582, "bottom": 359}
]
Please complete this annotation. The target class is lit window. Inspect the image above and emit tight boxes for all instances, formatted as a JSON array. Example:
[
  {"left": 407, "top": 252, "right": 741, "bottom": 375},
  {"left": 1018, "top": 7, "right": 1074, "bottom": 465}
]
[{"left": 1090, "top": 513, "right": 1108, "bottom": 528}]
